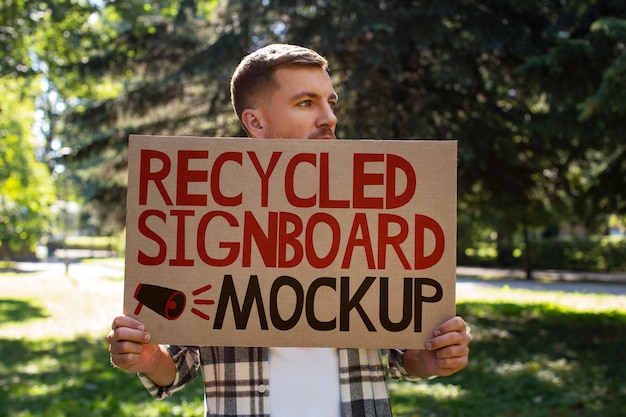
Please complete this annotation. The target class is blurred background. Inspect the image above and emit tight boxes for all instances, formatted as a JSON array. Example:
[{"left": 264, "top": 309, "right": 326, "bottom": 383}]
[
  {"left": 1, "top": 1, "right": 625, "bottom": 416},
  {"left": 2, "top": 0, "right": 625, "bottom": 276}
]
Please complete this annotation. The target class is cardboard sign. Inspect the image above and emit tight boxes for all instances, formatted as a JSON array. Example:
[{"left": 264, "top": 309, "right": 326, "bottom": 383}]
[{"left": 124, "top": 135, "right": 457, "bottom": 348}]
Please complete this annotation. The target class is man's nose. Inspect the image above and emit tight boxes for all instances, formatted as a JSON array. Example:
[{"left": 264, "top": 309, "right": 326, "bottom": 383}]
[{"left": 318, "top": 102, "right": 338, "bottom": 128}]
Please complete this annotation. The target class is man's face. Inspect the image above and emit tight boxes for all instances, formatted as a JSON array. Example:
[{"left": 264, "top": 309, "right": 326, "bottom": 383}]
[{"left": 245, "top": 66, "right": 338, "bottom": 140}]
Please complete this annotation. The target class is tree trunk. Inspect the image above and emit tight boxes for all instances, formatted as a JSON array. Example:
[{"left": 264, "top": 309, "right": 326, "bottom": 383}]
[{"left": 522, "top": 223, "right": 534, "bottom": 280}]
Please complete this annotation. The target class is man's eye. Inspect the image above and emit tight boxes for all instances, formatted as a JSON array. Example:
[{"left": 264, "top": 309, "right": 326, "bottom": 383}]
[
  {"left": 329, "top": 101, "right": 338, "bottom": 111},
  {"left": 298, "top": 100, "right": 313, "bottom": 107}
]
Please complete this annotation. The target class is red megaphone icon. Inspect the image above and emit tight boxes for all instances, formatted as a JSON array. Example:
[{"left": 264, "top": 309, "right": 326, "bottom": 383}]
[{"left": 134, "top": 283, "right": 186, "bottom": 320}]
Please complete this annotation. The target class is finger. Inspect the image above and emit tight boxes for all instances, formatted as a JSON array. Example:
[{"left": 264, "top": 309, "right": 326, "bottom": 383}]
[
  {"left": 434, "top": 316, "right": 466, "bottom": 336},
  {"left": 109, "top": 338, "right": 146, "bottom": 355},
  {"left": 436, "top": 355, "right": 469, "bottom": 374},
  {"left": 426, "top": 328, "right": 470, "bottom": 351},
  {"left": 110, "top": 351, "right": 144, "bottom": 371},
  {"left": 111, "top": 315, "right": 145, "bottom": 331},
  {"left": 109, "top": 326, "right": 151, "bottom": 344},
  {"left": 434, "top": 343, "right": 470, "bottom": 360}
]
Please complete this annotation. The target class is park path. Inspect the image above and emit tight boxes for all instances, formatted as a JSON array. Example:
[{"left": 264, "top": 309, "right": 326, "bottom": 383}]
[
  {"left": 457, "top": 266, "right": 626, "bottom": 296},
  {"left": 1, "top": 259, "right": 126, "bottom": 339}
]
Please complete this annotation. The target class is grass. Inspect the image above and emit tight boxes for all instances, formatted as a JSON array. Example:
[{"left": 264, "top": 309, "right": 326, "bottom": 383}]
[
  {"left": 389, "top": 301, "right": 626, "bottom": 417},
  {"left": 1, "top": 259, "right": 625, "bottom": 417},
  {"left": 0, "top": 336, "right": 205, "bottom": 417},
  {"left": 0, "top": 259, "right": 205, "bottom": 417}
]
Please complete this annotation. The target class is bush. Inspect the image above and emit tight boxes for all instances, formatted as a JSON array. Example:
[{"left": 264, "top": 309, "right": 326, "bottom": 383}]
[
  {"left": 459, "top": 236, "right": 626, "bottom": 272},
  {"left": 60, "top": 234, "right": 126, "bottom": 256}
]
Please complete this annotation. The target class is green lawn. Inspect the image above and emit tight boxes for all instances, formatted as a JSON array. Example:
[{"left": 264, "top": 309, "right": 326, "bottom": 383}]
[
  {"left": 389, "top": 301, "right": 626, "bottom": 417},
  {"left": 1, "top": 262, "right": 625, "bottom": 416}
]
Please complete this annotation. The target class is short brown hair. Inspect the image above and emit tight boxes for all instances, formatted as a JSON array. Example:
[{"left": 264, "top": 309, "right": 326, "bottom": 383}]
[{"left": 230, "top": 44, "right": 328, "bottom": 120}]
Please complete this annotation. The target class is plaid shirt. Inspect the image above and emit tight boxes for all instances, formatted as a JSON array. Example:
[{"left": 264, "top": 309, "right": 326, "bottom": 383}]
[{"left": 139, "top": 347, "right": 410, "bottom": 417}]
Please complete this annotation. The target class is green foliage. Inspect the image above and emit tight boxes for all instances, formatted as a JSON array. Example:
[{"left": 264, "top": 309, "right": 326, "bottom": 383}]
[
  {"left": 517, "top": 3, "right": 626, "bottom": 226},
  {"left": 68, "top": 0, "right": 626, "bottom": 238},
  {"left": 459, "top": 236, "right": 626, "bottom": 272},
  {"left": 530, "top": 236, "right": 626, "bottom": 272},
  {"left": 0, "top": 0, "right": 38, "bottom": 78},
  {"left": 59, "top": 235, "right": 126, "bottom": 257},
  {"left": 3, "top": 0, "right": 626, "bottom": 268},
  {"left": 63, "top": 236, "right": 118, "bottom": 251},
  {"left": 0, "top": 77, "right": 55, "bottom": 256}
]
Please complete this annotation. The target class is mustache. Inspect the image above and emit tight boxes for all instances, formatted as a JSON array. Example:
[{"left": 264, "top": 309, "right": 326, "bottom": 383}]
[{"left": 308, "top": 127, "right": 336, "bottom": 139}]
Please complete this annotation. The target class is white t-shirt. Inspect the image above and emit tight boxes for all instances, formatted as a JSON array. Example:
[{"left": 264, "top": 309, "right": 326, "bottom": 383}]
[{"left": 268, "top": 347, "right": 341, "bottom": 417}]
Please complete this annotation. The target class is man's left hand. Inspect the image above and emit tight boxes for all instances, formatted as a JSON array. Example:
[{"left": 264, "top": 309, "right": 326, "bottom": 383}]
[{"left": 404, "top": 316, "right": 471, "bottom": 378}]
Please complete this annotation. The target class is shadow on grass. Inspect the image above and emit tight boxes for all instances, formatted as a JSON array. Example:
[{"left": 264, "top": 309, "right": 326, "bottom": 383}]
[
  {"left": 0, "top": 267, "right": 35, "bottom": 274},
  {"left": 0, "top": 299, "right": 49, "bottom": 324},
  {"left": 390, "top": 301, "right": 626, "bottom": 417},
  {"left": 0, "top": 336, "right": 204, "bottom": 417}
]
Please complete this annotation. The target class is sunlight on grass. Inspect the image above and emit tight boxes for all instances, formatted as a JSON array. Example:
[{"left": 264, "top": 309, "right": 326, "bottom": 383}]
[
  {"left": 18, "top": 355, "right": 61, "bottom": 375},
  {"left": 23, "top": 382, "right": 63, "bottom": 397},
  {"left": 1, "top": 261, "right": 125, "bottom": 339},
  {"left": 0, "top": 260, "right": 18, "bottom": 270},
  {"left": 494, "top": 357, "right": 571, "bottom": 386},
  {"left": 102, "top": 275, "right": 125, "bottom": 282},
  {"left": 392, "top": 380, "right": 466, "bottom": 400},
  {"left": 390, "top": 380, "right": 467, "bottom": 417},
  {"left": 120, "top": 401, "right": 204, "bottom": 417},
  {"left": 80, "top": 257, "right": 124, "bottom": 265},
  {"left": 458, "top": 285, "right": 626, "bottom": 312}
]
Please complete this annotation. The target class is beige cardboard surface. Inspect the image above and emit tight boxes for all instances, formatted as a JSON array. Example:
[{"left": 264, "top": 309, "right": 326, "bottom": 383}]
[{"left": 124, "top": 135, "right": 457, "bottom": 348}]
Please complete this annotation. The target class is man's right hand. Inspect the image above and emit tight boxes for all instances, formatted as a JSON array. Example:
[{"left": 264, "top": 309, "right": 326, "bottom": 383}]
[
  {"left": 107, "top": 315, "right": 153, "bottom": 373},
  {"left": 107, "top": 315, "right": 176, "bottom": 386}
]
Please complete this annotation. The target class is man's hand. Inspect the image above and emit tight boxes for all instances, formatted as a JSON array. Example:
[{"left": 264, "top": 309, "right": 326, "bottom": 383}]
[
  {"left": 404, "top": 316, "right": 471, "bottom": 378},
  {"left": 107, "top": 315, "right": 153, "bottom": 372},
  {"left": 107, "top": 315, "right": 176, "bottom": 386}
]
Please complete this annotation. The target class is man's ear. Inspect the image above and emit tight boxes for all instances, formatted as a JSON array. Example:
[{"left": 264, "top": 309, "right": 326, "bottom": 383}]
[{"left": 241, "top": 109, "right": 266, "bottom": 138}]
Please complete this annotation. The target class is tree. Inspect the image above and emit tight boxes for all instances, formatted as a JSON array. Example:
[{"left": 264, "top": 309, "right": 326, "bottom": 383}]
[
  {"left": 520, "top": 12, "right": 626, "bottom": 226},
  {"left": 0, "top": 77, "right": 55, "bottom": 258},
  {"left": 5, "top": 0, "right": 625, "bottom": 273},
  {"left": 1, "top": 0, "right": 104, "bottom": 257}
]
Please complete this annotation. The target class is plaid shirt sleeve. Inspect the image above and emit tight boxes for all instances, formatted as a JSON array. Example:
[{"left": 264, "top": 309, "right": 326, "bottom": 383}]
[
  {"left": 339, "top": 348, "right": 394, "bottom": 417},
  {"left": 138, "top": 345, "right": 200, "bottom": 400},
  {"left": 387, "top": 349, "right": 422, "bottom": 381}
]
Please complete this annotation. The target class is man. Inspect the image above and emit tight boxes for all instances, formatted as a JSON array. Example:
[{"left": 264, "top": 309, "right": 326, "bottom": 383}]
[{"left": 108, "top": 43, "right": 471, "bottom": 417}]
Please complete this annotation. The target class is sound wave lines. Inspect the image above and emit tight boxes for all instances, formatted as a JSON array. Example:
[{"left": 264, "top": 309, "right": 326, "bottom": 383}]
[{"left": 191, "top": 284, "right": 214, "bottom": 321}]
